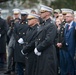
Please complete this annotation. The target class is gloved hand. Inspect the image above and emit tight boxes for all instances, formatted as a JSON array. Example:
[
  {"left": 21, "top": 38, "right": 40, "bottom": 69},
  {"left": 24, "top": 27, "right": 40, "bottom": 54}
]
[
  {"left": 18, "top": 38, "right": 24, "bottom": 44},
  {"left": 21, "top": 49, "right": 28, "bottom": 55},
  {"left": 34, "top": 48, "right": 41, "bottom": 56}
]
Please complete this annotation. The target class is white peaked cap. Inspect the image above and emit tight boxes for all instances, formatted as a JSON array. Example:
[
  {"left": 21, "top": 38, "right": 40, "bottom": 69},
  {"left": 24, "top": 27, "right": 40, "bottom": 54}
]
[
  {"left": 21, "top": 10, "right": 28, "bottom": 15},
  {"left": 12, "top": 8, "right": 20, "bottom": 14},
  {"left": 27, "top": 13, "right": 40, "bottom": 19},
  {"left": 40, "top": 4, "right": 53, "bottom": 13},
  {"left": 61, "top": 8, "right": 74, "bottom": 14}
]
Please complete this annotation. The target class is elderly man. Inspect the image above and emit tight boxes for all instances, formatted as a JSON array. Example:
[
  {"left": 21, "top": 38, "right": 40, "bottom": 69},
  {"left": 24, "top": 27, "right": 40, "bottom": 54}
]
[
  {"left": 64, "top": 12, "right": 76, "bottom": 75},
  {"left": 21, "top": 13, "right": 40, "bottom": 75},
  {"left": 60, "top": 11, "right": 76, "bottom": 75}
]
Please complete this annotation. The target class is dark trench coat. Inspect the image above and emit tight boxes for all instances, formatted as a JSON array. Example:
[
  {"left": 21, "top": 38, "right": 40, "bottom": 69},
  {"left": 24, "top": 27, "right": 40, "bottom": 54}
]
[
  {"left": 13, "top": 21, "right": 28, "bottom": 63},
  {"left": 35, "top": 18, "right": 58, "bottom": 75}
]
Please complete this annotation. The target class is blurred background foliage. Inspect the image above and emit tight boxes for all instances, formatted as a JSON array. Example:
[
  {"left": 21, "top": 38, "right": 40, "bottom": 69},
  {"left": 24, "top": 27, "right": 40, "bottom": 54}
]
[{"left": 0, "top": 0, "right": 76, "bottom": 10}]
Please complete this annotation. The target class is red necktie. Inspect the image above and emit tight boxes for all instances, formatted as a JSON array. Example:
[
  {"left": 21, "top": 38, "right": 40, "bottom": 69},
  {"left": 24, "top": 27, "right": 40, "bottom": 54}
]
[{"left": 67, "top": 24, "right": 70, "bottom": 30}]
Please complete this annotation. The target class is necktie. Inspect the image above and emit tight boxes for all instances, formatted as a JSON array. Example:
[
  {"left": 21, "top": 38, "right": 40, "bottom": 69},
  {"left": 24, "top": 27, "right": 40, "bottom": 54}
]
[{"left": 67, "top": 24, "right": 70, "bottom": 30}]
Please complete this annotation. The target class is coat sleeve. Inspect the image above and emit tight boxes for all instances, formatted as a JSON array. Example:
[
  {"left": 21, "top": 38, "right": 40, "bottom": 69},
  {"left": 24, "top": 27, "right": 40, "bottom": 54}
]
[
  {"left": 22, "top": 30, "right": 37, "bottom": 54},
  {"left": 37, "top": 24, "right": 57, "bottom": 52},
  {"left": 23, "top": 40, "right": 35, "bottom": 54},
  {"left": 0, "top": 20, "right": 8, "bottom": 36},
  {"left": 13, "top": 23, "right": 20, "bottom": 41}
]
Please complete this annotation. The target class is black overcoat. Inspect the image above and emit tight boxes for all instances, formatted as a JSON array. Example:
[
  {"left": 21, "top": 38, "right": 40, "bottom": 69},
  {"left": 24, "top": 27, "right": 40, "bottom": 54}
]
[
  {"left": 22, "top": 24, "right": 38, "bottom": 75},
  {"left": 35, "top": 18, "right": 58, "bottom": 75},
  {"left": 13, "top": 21, "right": 28, "bottom": 62}
]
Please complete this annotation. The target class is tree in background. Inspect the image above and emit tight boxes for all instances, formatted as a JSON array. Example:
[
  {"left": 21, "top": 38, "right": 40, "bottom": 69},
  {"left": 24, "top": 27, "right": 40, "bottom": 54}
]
[
  {"left": 51, "top": 0, "right": 76, "bottom": 10},
  {"left": 0, "top": 0, "right": 76, "bottom": 10},
  {"left": 0, "top": 0, "right": 53, "bottom": 8},
  {"left": 0, "top": 0, "right": 9, "bottom": 2}
]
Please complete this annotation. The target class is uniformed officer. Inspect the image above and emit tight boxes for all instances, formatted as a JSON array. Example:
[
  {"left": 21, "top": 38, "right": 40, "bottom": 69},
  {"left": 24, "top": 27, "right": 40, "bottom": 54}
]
[
  {"left": 34, "top": 5, "right": 57, "bottom": 75},
  {"left": 20, "top": 10, "right": 28, "bottom": 25},
  {"left": 53, "top": 9, "right": 61, "bottom": 21},
  {"left": 12, "top": 8, "right": 21, "bottom": 23},
  {"left": 21, "top": 13, "right": 39, "bottom": 75},
  {"left": 56, "top": 9, "right": 71, "bottom": 50},
  {"left": 13, "top": 10, "right": 28, "bottom": 75}
]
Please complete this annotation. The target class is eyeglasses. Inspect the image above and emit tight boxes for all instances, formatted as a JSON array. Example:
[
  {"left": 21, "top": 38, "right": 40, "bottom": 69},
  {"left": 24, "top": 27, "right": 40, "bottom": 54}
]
[
  {"left": 28, "top": 18, "right": 35, "bottom": 20},
  {"left": 63, "top": 14, "right": 66, "bottom": 15},
  {"left": 14, "top": 14, "right": 19, "bottom": 15},
  {"left": 40, "top": 11, "right": 47, "bottom": 13}
]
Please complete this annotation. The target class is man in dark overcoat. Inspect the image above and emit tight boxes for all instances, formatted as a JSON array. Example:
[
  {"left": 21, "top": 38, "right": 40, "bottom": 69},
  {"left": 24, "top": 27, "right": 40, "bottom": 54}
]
[
  {"left": 34, "top": 5, "right": 58, "bottom": 75},
  {"left": 21, "top": 13, "right": 40, "bottom": 75},
  {"left": 13, "top": 11, "right": 28, "bottom": 75}
]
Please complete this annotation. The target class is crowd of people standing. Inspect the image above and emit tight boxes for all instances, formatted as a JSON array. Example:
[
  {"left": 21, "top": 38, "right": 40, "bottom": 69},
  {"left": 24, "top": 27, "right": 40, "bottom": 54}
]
[{"left": 0, "top": 4, "right": 76, "bottom": 75}]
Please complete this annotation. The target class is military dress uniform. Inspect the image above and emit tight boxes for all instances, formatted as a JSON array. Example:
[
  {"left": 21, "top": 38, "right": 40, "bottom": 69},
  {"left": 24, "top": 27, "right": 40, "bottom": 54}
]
[
  {"left": 55, "top": 20, "right": 66, "bottom": 74},
  {"left": 33, "top": 5, "right": 58, "bottom": 75},
  {"left": 56, "top": 20, "right": 66, "bottom": 49},
  {"left": 22, "top": 24, "right": 38, "bottom": 75},
  {"left": 21, "top": 14, "right": 40, "bottom": 75},
  {"left": 13, "top": 19, "right": 28, "bottom": 75},
  {"left": 14, "top": 19, "right": 28, "bottom": 62},
  {"left": 34, "top": 18, "right": 57, "bottom": 75}
]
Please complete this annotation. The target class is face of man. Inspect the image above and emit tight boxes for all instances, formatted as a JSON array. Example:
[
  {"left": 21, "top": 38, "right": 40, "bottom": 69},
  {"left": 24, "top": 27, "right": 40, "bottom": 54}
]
[
  {"left": 66, "top": 13, "right": 74, "bottom": 23},
  {"left": 40, "top": 11, "right": 46, "bottom": 19},
  {"left": 21, "top": 15, "right": 27, "bottom": 20},
  {"left": 14, "top": 13, "right": 20, "bottom": 19},
  {"left": 40, "top": 11, "right": 51, "bottom": 19},
  {"left": 28, "top": 18, "right": 38, "bottom": 27}
]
